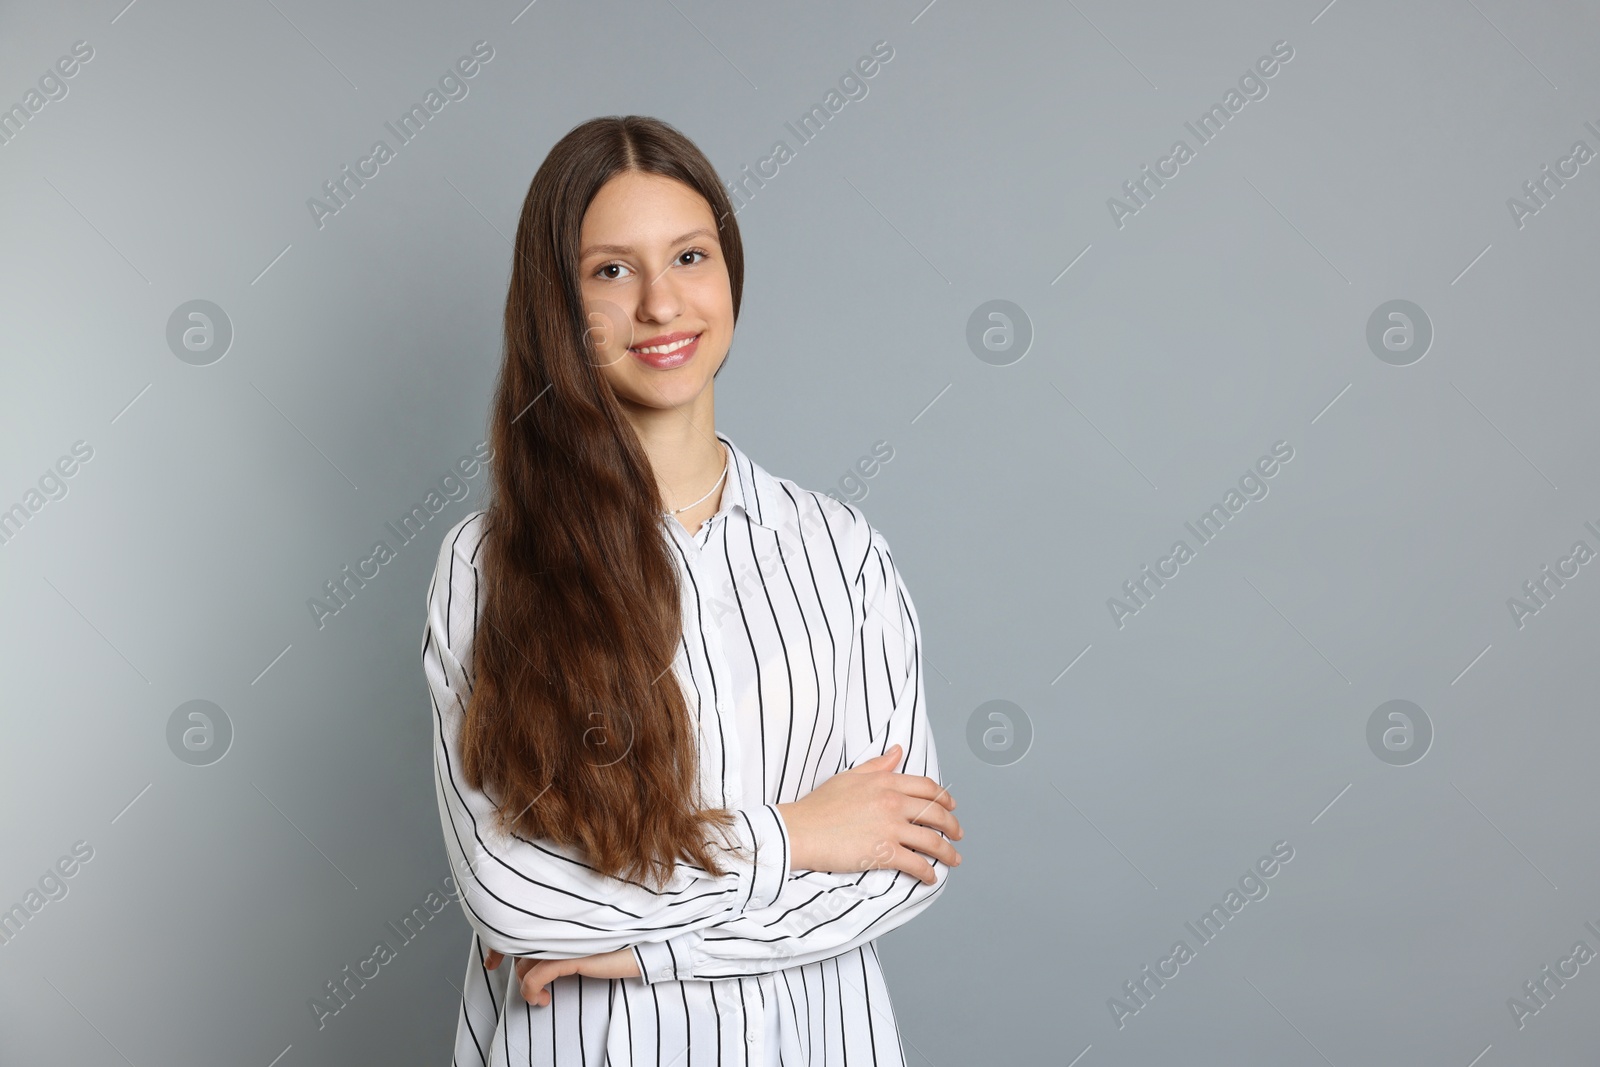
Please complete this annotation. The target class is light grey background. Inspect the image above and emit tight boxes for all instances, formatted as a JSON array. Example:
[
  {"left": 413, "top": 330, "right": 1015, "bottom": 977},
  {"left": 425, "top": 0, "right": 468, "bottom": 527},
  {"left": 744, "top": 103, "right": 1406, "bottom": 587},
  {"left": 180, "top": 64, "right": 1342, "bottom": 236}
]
[{"left": 3, "top": 0, "right": 1599, "bottom": 1063}]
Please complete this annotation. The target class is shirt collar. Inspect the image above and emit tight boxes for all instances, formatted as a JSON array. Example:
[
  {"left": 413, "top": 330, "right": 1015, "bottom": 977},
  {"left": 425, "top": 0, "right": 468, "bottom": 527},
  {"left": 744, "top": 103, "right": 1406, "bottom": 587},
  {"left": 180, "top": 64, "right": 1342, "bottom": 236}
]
[{"left": 712, "top": 431, "right": 781, "bottom": 531}]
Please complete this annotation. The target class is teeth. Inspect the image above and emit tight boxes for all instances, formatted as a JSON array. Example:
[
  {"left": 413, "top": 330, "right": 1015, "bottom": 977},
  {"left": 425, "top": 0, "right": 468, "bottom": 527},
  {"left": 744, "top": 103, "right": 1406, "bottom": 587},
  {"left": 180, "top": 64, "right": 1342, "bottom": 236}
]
[{"left": 635, "top": 335, "right": 694, "bottom": 355}]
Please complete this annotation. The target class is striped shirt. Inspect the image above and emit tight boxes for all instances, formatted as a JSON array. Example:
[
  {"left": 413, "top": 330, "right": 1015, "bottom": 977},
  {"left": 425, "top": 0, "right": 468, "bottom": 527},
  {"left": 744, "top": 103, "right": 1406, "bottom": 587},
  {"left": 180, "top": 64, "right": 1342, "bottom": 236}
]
[{"left": 421, "top": 431, "right": 951, "bottom": 1067}]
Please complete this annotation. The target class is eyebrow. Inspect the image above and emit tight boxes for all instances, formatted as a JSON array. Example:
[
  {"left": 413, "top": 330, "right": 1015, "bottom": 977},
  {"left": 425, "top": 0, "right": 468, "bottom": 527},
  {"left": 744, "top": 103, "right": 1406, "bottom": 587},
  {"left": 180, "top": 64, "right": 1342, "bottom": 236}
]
[{"left": 579, "top": 227, "right": 719, "bottom": 259}]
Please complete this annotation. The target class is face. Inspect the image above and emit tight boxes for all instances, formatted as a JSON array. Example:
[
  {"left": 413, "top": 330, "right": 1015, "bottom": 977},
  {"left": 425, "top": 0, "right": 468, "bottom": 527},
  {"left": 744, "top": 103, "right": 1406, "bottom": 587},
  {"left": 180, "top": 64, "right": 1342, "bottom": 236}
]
[{"left": 577, "top": 171, "right": 734, "bottom": 418}]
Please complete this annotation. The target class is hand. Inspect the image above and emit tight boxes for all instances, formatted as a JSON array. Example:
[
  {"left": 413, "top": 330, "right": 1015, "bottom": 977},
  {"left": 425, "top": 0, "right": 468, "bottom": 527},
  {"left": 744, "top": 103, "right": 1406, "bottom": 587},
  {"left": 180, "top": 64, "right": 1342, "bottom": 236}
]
[
  {"left": 481, "top": 948, "right": 641, "bottom": 1006},
  {"left": 776, "top": 743, "right": 963, "bottom": 884}
]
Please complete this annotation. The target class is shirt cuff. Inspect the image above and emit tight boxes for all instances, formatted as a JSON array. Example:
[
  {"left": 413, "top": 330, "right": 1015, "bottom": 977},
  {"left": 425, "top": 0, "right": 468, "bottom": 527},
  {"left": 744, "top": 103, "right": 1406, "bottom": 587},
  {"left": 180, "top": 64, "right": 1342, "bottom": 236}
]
[
  {"left": 633, "top": 930, "right": 705, "bottom": 984},
  {"left": 736, "top": 803, "right": 790, "bottom": 912},
  {"left": 634, "top": 804, "right": 789, "bottom": 985},
  {"left": 630, "top": 799, "right": 787, "bottom": 985}
]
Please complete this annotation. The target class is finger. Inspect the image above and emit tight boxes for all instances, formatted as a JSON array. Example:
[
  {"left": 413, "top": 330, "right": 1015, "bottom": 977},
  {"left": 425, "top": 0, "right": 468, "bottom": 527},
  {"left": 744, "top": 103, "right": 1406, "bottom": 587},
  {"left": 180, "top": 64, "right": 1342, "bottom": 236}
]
[
  {"left": 520, "top": 960, "right": 557, "bottom": 1005},
  {"left": 900, "top": 792, "right": 962, "bottom": 839},
  {"left": 849, "top": 745, "right": 902, "bottom": 772},
  {"left": 889, "top": 773, "right": 958, "bottom": 812},
  {"left": 483, "top": 950, "right": 504, "bottom": 971},
  {"left": 902, "top": 823, "right": 963, "bottom": 869},
  {"left": 885, "top": 844, "right": 940, "bottom": 885}
]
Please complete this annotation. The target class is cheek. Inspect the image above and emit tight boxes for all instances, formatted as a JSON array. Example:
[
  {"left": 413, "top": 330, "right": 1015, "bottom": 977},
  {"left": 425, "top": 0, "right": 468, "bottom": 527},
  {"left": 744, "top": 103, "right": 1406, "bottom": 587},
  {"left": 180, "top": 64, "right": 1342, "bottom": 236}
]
[
  {"left": 693, "top": 292, "right": 736, "bottom": 363},
  {"left": 591, "top": 354, "right": 628, "bottom": 393},
  {"left": 581, "top": 294, "right": 638, "bottom": 355},
  {"left": 689, "top": 271, "right": 735, "bottom": 329}
]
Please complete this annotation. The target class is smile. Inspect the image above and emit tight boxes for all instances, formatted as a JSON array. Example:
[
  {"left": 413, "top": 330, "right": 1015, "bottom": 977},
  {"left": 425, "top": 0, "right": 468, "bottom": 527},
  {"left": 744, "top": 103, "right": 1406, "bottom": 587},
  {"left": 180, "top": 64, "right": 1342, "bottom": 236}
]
[
  {"left": 628, "top": 332, "right": 701, "bottom": 369},
  {"left": 635, "top": 337, "right": 693, "bottom": 355}
]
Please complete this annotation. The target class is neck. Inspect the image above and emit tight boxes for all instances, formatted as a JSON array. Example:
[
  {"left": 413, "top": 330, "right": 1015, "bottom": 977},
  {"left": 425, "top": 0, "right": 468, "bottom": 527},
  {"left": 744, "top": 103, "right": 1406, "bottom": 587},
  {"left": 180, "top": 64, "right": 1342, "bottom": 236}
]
[{"left": 621, "top": 388, "right": 725, "bottom": 514}]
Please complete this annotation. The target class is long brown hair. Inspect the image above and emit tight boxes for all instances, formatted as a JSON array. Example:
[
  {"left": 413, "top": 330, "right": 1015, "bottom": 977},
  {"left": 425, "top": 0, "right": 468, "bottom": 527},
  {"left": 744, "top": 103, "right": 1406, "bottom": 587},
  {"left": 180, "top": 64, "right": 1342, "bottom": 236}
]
[{"left": 460, "top": 116, "right": 746, "bottom": 889}]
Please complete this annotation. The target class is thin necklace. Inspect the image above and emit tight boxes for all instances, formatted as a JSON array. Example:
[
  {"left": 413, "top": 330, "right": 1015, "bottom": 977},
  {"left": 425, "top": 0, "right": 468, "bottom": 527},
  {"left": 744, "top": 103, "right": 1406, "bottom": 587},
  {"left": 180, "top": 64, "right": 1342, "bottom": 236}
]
[{"left": 665, "top": 444, "right": 729, "bottom": 516}]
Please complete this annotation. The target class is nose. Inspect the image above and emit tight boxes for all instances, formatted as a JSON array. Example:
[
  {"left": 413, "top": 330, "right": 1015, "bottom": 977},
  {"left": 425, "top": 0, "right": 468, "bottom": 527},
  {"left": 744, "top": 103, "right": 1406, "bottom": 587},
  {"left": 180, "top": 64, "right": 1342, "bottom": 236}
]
[{"left": 636, "top": 259, "right": 684, "bottom": 326}]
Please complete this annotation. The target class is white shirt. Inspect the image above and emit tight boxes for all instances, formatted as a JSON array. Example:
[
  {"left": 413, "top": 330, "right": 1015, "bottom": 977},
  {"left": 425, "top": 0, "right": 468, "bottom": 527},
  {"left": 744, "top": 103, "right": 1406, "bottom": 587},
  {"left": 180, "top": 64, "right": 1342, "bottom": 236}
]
[{"left": 421, "top": 431, "right": 950, "bottom": 1067}]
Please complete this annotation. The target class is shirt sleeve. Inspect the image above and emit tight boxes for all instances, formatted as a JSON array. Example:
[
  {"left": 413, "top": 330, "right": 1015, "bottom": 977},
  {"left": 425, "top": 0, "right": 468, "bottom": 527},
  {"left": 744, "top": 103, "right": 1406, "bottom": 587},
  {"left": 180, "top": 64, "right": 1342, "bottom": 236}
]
[
  {"left": 424, "top": 513, "right": 792, "bottom": 960},
  {"left": 631, "top": 523, "right": 953, "bottom": 983}
]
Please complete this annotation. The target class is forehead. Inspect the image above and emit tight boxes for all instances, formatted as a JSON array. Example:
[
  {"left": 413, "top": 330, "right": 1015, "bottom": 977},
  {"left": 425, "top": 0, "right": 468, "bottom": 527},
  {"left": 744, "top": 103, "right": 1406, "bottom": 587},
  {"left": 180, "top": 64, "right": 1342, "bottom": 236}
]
[{"left": 579, "top": 172, "right": 716, "bottom": 254}]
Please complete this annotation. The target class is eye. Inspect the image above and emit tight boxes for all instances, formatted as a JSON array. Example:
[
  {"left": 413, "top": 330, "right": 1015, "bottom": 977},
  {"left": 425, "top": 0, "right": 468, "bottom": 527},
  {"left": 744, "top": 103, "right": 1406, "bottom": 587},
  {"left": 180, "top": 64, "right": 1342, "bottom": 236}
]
[{"left": 593, "top": 248, "right": 709, "bottom": 280}]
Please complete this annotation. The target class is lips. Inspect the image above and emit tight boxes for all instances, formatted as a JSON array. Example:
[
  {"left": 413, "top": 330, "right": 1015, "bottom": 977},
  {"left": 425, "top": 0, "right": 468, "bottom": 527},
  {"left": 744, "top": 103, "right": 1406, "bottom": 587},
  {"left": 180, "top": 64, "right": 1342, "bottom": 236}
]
[{"left": 628, "top": 331, "right": 701, "bottom": 369}]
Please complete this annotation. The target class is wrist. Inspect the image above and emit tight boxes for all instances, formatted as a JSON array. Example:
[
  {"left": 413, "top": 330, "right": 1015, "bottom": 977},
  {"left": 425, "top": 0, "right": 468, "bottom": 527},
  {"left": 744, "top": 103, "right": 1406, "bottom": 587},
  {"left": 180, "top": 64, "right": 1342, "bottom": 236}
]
[{"left": 775, "top": 802, "right": 806, "bottom": 871}]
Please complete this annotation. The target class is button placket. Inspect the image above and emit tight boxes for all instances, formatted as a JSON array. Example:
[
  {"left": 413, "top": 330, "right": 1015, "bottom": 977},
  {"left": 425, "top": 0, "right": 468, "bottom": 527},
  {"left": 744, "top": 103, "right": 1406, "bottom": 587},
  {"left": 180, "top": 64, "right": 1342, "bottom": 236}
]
[
  {"left": 717, "top": 1002, "right": 751, "bottom": 1067},
  {"left": 691, "top": 513, "right": 745, "bottom": 806},
  {"left": 673, "top": 545, "right": 711, "bottom": 812},
  {"left": 699, "top": 591, "right": 743, "bottom": 805},
  {"left": 675, "top": 522, "right": 744, "bottom": 808},
  {"left": 743, "top": 976, "right": 766, "bottom": 1063}
]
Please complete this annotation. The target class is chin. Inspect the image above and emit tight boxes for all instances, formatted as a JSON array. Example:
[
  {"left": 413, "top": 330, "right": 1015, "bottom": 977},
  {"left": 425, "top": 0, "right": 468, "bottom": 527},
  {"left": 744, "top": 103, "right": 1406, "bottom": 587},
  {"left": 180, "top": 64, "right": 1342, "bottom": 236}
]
[{"left": 614, "top": 372, "right": 705, "bottom": 408}]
